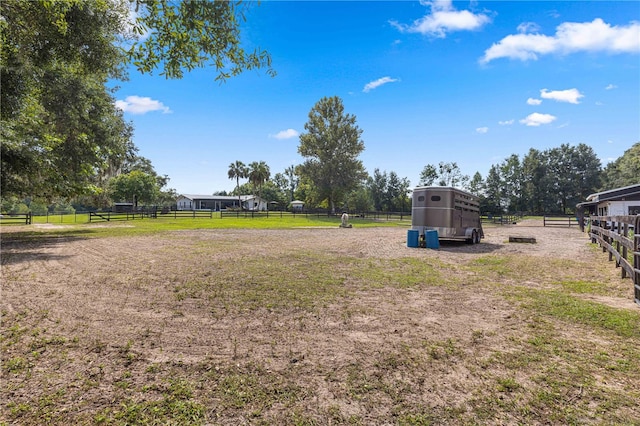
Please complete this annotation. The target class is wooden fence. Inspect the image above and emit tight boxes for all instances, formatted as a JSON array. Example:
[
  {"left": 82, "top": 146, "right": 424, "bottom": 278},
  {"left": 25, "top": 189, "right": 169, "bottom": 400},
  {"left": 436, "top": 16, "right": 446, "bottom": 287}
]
[
  {"left": 219, "top": 210, "right": 410, "bottom": 220},
  {"left": 89, "top": 211, "right": 145, "bottom": 222},
  {"left": 589, "top": 215, "right": 640, "bottom": 307},
  {"left": 543, "top": 215, "right": 579, "bottom": 227},
  {"left": 163, "top": 209, "right": 213, "bottom": 219},
  {"left": 0, "top": 212, "right": 32, "bottom": 225},
  {"left": 481, "top": 214, "right": 522, "bottom": 225}
]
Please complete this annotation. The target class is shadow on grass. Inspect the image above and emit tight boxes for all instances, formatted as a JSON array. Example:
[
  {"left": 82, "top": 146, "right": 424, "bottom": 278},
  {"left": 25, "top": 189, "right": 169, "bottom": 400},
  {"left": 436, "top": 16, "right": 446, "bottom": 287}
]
[{"left": 1, "top": 230, "right": 96, "bottom": 266}]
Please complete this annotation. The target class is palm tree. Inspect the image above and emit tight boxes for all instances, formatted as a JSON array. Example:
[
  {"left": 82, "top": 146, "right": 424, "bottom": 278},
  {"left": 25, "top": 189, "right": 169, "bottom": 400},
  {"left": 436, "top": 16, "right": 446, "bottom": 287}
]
[
  {"left": 248, "top": 161, "right": 270, "bottom": 209},
  {"left": 228, "top": 161, "right": 248, "bottom": 210}
]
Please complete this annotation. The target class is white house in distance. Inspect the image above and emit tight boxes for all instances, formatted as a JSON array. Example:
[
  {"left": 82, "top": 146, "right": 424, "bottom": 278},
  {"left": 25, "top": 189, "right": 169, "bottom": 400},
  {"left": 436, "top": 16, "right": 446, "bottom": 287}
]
[{"left": 176, "top": 194, "right": 268, "bottom": 211}]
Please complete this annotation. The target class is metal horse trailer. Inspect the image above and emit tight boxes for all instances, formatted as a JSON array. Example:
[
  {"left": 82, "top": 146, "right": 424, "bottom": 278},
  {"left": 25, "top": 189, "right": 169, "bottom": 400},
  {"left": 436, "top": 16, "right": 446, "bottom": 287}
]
[{"left": 411, "top": 186, "right": 484, "bottom": 244}]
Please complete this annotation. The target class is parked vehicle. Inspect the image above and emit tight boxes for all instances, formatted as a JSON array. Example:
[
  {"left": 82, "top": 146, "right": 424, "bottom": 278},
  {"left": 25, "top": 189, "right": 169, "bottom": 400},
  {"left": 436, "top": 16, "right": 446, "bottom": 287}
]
[{"left": 411, "top": 186, "right": 483, "bottom": 244}]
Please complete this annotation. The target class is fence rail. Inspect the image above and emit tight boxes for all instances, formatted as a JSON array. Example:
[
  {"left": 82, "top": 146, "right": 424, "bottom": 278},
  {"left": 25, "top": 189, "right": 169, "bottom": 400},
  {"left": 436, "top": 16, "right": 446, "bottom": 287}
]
[
  {"left": 0, "top": 212, "right": 32, "bottom": 225},
  {"left": 544, "top": 215, "right": 579, "bottom": 227},
  {"left": 589, "top": 215, "right": 640, "bottom": 307},
  {"left": 164, "top": 209, "right": 213, "bottom": 219},
  {"left": 219, "top": 210, "right": 410, "bottom": 220},
  {"left": 89, "top": 211, "right": 145, "bottom": 222},
  {"left": 481, "top": 214, "right": 522, "bottom": 225}
]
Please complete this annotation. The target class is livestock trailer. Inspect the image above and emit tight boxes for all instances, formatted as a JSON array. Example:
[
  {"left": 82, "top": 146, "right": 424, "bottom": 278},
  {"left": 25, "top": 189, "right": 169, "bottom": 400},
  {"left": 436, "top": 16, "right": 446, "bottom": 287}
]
[{"left": 412, "top": 186, "right": 484, "bottom": 244}]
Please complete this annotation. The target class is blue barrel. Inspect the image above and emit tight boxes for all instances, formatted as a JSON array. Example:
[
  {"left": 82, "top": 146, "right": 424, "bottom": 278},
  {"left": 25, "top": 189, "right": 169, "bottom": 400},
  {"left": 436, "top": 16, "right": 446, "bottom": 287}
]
[
  {"left": 425, "top": 230, "right": 439, "bottom": 249},
  {"left": 407, "top": 229, "right": 419, "bottom": 248}
]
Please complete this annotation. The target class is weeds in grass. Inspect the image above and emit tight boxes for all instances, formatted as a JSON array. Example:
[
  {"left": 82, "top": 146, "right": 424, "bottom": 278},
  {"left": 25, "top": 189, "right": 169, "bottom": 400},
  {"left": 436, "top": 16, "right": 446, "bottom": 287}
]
[{"left": 514, "top": 288, "right": 640, "bottom": 338}]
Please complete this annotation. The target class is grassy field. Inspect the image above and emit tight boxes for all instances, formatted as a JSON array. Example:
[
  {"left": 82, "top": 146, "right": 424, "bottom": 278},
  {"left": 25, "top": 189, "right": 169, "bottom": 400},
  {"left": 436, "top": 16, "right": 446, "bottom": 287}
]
[{"left": 1, "top": 220, "right": 639, "bottom": 425}]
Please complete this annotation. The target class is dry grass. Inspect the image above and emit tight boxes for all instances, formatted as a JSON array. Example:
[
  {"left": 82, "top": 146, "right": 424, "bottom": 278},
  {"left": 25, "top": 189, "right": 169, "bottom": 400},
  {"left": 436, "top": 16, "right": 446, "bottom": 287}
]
[{"left": 2, "top": 223, "right": 639, "bottom": 425}]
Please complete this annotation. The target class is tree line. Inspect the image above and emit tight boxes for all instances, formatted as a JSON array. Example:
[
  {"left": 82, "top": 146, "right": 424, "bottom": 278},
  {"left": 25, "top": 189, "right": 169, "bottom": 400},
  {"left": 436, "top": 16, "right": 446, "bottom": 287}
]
[
  {"left": 223, "top": 95, "right": 638, "bottom": 215},
  {"left": 2, "top": 2, "right": 637, "bottom": 216}
]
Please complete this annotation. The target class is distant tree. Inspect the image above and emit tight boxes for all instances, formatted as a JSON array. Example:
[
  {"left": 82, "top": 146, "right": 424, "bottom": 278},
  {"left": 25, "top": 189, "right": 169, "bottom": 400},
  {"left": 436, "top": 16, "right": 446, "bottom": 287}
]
[
  {"left": 386, "top": 172, "right": 411, "bottom": 211},
  {"left": 571, "top": 143, "right": 602, "bottom": 204},
  {"left": 228, "top": 160, "right": 248, "bottom": 209},
  {"left": 284, "top": 165, "right": 298, "bottom": 202},
  {"left": 418, "top": 164, "right": 438, "bottom": 186},
  {"left": 395, "top": 176, "right": 412, "bottom": 213},
  {"left": 546, "top": 143, "right": 600, "bottom": 213},
  {"left": 522, "top": 148, "right": 549, "bottom": 214},
  {"left": 156, "top": 187, "right": 178, "bottom": 207},
  {"left": 484, "top": 165, "right": 504, "bottom": 214},
  {"left": 298, "top": 96, "right": 367, "bottom": 213},
  {"left": 51, "top": 200, "right": 76, "bottom": 214},
  {"left": 600, "top": 142, "right": 640, "bottom": 189},
  {"left": 419, "top": 162, "right": 469, "bottom": 188},
  {"left": 438, "top": 162, "right": 469, "bottom": 188},
  {"left": 293, "top": 177, "right": 314, "bottom": 208},
  {"left": 272, "top": 173, "right": 288, "bottom": 197},
  {"left": 258, "top": 181, "right": 286, "bottom": 210},
  {"left": 1, "top": 196, "right": 29, "bottom": 214},
  {"left": 29, "top": 200, "right": 48, "bottom": 215},
  {"left": 248, "top": 161, "right": 270, "bottom": 204},
  {"left": 346, "top": 185, "right": 374, "bottom": 212},
  {"left": 500, "top": 154, "right": 525, "bottom": 212},
  {"left": 108, "top": 170, "right": 160, "bottom": 207},
  {"left": 368, "top": 169, "right": 388, "bottom": 211},
  {"left": 468, "top": 172, "right": 485, "bottom": 196}
]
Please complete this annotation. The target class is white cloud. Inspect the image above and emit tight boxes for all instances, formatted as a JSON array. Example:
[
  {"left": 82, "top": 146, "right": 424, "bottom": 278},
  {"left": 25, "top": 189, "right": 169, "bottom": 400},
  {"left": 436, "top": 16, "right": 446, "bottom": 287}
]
[
  {"left": 498, "top": 119, "right": 514, "bottom": 125},
  {"left": 363, "top": 76, "right": 399, "bottom": 93},
  {"left": 605, "top": 84, "right": 617, "bottom": 90},
  {"left": 480, "top": 18, "right": 640, "bottom": 63},
  {"left": 540, "top": 88, "right": 584, "bottom": 104},
  {"left": 476, "top": 127, "right": 489, "bottom": 134},
  {"left": 519, "top": 112, "right": 557, "bottom": 126},
  {"left": 269, "top": 129, "right": 299, "bottom": 140},
  {"left": 517, "top": 22, "right": 540, "bottom": 34},
  {"left": 115, "top": 95, "right": 171, "bottom": 114},
  {"left": 390, "top": 0, "right": 491, "bottom": 38},
  {"left": 527, "top": 98, "right": 542, "bottom": 105}
]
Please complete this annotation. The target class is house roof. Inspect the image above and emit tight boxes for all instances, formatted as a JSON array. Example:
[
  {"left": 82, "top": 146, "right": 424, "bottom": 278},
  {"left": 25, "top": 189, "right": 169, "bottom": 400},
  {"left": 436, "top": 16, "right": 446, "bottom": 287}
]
[
  {"left": 585, "top": 184, "right": 640, "bottom": 202},
  {"left": 178, "top": 194, "right": 263, "bottom": 202},
  {"left": 291, "top": 200, "right": 305, "bottom": 204},
  {"left": 577, "top": 184, "right": 640, "bottom": 208}
]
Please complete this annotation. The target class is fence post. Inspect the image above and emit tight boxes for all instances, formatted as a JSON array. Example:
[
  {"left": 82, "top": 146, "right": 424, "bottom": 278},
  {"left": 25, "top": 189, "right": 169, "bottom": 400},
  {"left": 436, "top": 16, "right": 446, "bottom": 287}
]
[
  {"left": 635, "top": 215, "right": 640, "bottom": 306},
  {"left": 621, "top": 222, "right": 629, "bottom": 279}
]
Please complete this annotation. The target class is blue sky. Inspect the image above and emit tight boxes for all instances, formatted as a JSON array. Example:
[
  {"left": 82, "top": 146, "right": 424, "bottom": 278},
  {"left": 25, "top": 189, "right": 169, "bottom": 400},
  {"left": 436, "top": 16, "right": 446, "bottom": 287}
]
[{"left": 114, "top": 1, "right": 640, "bottom": 195}]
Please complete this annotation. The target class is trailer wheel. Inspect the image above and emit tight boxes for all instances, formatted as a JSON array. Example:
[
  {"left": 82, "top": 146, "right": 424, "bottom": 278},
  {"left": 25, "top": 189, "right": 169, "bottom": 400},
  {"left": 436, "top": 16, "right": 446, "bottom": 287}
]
[{"left": 467, "top": 230, "right": 478, "bottom": 245}]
